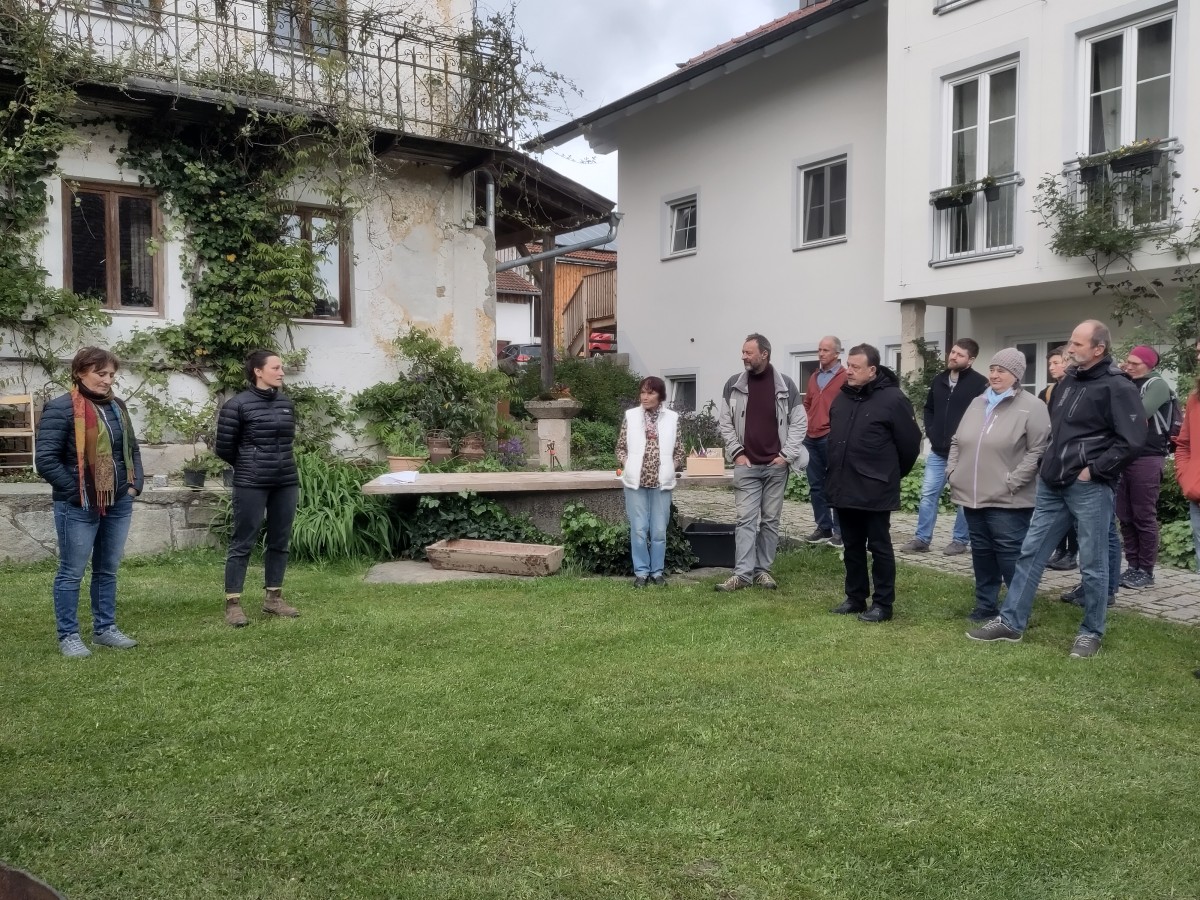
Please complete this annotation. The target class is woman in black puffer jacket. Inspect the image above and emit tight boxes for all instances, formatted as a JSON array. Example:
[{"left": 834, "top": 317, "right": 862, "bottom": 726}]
[{"left": 214, "top": 349, "right": 300, "bottom": 627}]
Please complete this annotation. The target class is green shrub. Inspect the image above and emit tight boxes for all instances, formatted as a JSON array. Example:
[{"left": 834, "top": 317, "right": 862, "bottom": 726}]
[
  {"left": 401, "top": 492, "right": 551, "bottom": 558},
  {"left": 898, "top": 458, "right": 954, "bottom": 513},
  {"left": 1158, "top": 518, "right": 1197, "bottom": 571},
  {"left": 514, "top": 358, "right": 642, "bottom": 423},
  {"left": 560, "top": 501, "right": 696, "bottom": 575},
  {"left": 676, "top": 401, "right": 723, "bottom": 453},
  {"left": 785, "top": 472, "right": 811, "bottom": 503},
  {"left": 571, "top": 418, "right": 618, "bottom": 458},
  {"left": 1159, "top": 459, "right": 1189, "bottom": 522}
]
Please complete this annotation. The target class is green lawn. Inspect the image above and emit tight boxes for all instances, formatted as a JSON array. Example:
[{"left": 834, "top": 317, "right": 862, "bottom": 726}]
[{"left": 2, "top": 549, "right": 1198, "bottom": 900}]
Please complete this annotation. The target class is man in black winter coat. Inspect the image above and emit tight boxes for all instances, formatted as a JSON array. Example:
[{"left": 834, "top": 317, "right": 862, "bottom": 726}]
[
  {"left": 967, "top": 320, "right": 1146, "bottom": 659},
  {"left": 825, "top": 343, "right": 922, "bottom": 623},
  {"left": 901, "top": 339, "right": 988, "bottom": 556}
]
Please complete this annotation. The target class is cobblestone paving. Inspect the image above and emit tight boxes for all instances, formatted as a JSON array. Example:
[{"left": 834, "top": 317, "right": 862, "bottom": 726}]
[{"left": 675, "top": 484, "right": 1200, "bottom": 626}]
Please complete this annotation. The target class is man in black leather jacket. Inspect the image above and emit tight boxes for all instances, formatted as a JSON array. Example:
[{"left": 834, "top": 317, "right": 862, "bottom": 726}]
[{"left": 968, "top": 320, "right": 1146, "bottom": 658}]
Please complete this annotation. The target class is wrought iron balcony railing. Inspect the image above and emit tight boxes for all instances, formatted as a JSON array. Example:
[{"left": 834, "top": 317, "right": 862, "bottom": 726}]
[
  {"left": 929, "top": 172, "right": 1024, "bottom": 266},
  {"left": 1062, "top": 139, "right": 1182, "bottom": 230},
  {"left": 14, "top": 0, "right": 518, "bottom": 146}
]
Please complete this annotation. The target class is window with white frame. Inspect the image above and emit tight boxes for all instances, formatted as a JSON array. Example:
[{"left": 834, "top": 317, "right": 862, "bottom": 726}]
[
  {"left": 668, "top": 376, "right": 697, "bottom": 413},
  {"left": 798, "top": 157, "right": 847, "bottom": 247},
  {"left": 1085, "top": 14, "right": 1173, "bottom": 156},
  {"left": 1009, "top": 336, "right": 1071, "bottom": 396},
  {"left": 664, "top": 194, "right": 697, "bottom": 257},
  {"left": 935, "top": 62, "right": 1018, "bottom": 261},
  {"left": 791, "top": 353, "right": 820, "bottom": 400}
]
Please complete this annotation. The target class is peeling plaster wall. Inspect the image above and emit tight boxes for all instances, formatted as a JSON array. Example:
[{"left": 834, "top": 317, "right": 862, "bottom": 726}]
[{"left": 1, "top": 121, "right": 498, "bottom": 410}]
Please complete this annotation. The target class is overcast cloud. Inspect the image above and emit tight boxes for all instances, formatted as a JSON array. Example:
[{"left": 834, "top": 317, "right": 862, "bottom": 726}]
[{"left": 492, "top": 0, "right": 799, "bottom": 203}]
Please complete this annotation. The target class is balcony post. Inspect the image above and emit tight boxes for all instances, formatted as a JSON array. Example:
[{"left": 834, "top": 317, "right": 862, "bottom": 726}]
[{"left": 900, "top": 299, "right": 927, "bottom": 378}]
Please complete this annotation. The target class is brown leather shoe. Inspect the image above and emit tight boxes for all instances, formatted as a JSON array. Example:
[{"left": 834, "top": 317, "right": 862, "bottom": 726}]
[
  {"left": 263, "top": 588, "right": 299, "bottom": 618},
  {"left": 225, "top": 597, "right": 248, "bottom": 628}
]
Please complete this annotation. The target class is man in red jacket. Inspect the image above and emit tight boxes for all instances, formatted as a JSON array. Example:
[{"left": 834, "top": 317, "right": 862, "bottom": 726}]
[
  {"left": 1172, "top": 337, "right": 1200, "bottom": 678},
  {"left": 802, "top": 335, "right": 848, "bottom": 548}
]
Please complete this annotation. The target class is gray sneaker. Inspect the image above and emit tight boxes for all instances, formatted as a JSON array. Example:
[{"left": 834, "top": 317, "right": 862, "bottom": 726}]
[
  {"left": 942, "top": 541, "right": 970, "bottom": 556},
  {"left": 828, "top": 534, "right": 844, "bottom": 549},
  {"left": 966, "top": 617, "right": 1023, "bottom": 643},
  {"left": 59, "top": 633, "right": 91, "bottom": 658},
  {"left": 714, "top": 575, "right": 750, "bottom": 593},
  {"left": 93, "top": 626, "right": 138, "bottom": 650},
  {"left": 1069, "top": 634, "right": 1101, "bottom": 658},
  {"left": 901, "top": 539, "right": 930, "bottom": 553}
]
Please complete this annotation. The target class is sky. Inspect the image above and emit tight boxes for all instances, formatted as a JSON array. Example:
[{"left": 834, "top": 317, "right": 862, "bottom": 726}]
[{"left": 492, "top": 0, "right": 801, "bottom": 204}]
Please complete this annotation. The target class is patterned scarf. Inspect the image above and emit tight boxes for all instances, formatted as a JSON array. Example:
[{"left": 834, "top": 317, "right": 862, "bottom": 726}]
[{"left": 71, "top": 386, "right": 135, "bottom": 513}]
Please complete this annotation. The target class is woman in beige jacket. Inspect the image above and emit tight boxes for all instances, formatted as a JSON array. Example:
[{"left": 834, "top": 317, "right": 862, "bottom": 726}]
[{"left": 947, "top": 349, "right": 1051, "bottom": 621}]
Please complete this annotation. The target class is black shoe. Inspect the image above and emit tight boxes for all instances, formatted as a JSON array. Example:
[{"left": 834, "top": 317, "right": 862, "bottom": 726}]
[
  {"left": 828, "top": 534, "right": 844, "bottom": 549},
  {"left": 967, "top": 607, "right": 997, "bottom": 623},
  {"left": 633, "top": 577, "right": 647, "bottom": 588},
  {"left": 649, "top": 574, "right": 667, "bottom": 586},
  {"left": 1046, "top": 552, "right": 1078, "bottom": 571},
  {"left": 1193, "top": 668, "right": 1200, "bottom": 680},
  {"left": 1060, "top": 583, "right": 1084, "bottom": 604},
  {"left": 805, "top": 528, "right": 834, "bottom": 544},
  {"left": 831, "top": 598, "right": 867, "bottom": 615},
  {"left": 858, "top": 605, "right": 893, "bottom": 623}
]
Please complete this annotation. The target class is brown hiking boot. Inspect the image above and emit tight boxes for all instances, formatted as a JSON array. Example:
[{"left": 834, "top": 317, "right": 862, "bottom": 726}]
[
  {"left": 225, "top": 596, "right": 248, "bottom": 628},
  {"left": 262, "top": 588, "right": 299, "bottom": 618}
]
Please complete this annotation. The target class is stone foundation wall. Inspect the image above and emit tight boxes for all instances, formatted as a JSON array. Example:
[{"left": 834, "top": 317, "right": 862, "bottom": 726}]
[{"left": 0, "top": 484, "right": 221, "bottom": 564}]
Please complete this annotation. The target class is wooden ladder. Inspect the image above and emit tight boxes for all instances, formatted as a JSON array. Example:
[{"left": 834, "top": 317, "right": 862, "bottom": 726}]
[{"left": 0, "top": 394, "right": 36, "bottom": 472}]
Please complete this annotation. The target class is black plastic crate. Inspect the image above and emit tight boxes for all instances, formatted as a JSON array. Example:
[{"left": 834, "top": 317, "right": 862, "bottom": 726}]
[{"left": 683, "top": 522, "right": 736, "bottom": 568}]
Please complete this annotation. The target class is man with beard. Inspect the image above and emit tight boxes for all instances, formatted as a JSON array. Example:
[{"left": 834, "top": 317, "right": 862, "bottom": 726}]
[
  {"left": 967, "top": 320, "right": 1146, "bottom": 658},
  {"left": 825, "top": 344, "right": 922, "bottom": 622}
]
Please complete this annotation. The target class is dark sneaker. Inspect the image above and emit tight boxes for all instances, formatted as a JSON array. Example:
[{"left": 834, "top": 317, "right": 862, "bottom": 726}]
[
  {"left": 753, "top": 572, "right": 778, "bottom": 590},
  {"left": 858, "top": 605, "right": 892, "bottom": 623},
  {"left": 942, "top": 541, "right": 969, "bottom": 556},
  {"left": 967, "top": 606, "right": 997, "bottom": 623},
  {"left": 901, "top": 539, "right": 930, "bottom": 553},
  {"left": 1069, "top": 634, "right": 1101, "bottom": 658},
  {"left": 1060, "top": 583, "right": 1084, "bottom": 604},
  {"left": 1118, "top": 567, "right": 1142, "bottom": 589},
  {"left": 633, "top": 577, "right": 647, "bottom": 588},
  {"left": 966, "top": 618, "right": 1022, "bottom": 642},
  {"left": 649, "top": 574, "right": 666, "bottom": 586},
  {"left": 1122, "top": 569, "right": 1154, "bottom": 589},
  {"left": 828, "top": 534, "right": 844, "bottom": 549},
  {"left": 714, "top": 575, "right": 750, "bottom": 593},
  {"left": 59, "top": 633, "right": 91, "bottom": 659},
  {"left": 92, "top": 626, "right": 137, "bottom": 650},
  {"left": 1046, "top": 552, "right": 1078, "bottom": 571},
  {"left": 805, "top": 528, "right": 833, "bottom": 545},
  {"left": 831, "top": 598, "right": 867, "bottom": 615}
]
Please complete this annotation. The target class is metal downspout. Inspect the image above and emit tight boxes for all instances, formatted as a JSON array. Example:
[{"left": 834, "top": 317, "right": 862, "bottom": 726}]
[{"left": 496, "top": 212, "right": 623, "bottom": 272}]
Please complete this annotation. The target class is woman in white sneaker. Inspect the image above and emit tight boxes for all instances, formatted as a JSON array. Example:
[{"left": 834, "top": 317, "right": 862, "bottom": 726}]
[
  {"left": 616, "top": 377, "right": 685, "bottom": 587},
  {"left": 36, "top": 347, "right": 144, "bottom": 658}
]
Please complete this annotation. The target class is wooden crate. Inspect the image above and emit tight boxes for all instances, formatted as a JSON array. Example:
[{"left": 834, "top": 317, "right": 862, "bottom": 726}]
[
  {"left": 425, "top": 539, "right": 565, "bottom": 577},
  {"left": 685, "top": 449, "right": 727, "bottom": 476}
]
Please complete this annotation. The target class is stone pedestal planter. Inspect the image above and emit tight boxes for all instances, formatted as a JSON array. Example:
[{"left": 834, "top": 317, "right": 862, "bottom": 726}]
[{"left": 524, "top": 399, "right": 584, "bottom": 470}]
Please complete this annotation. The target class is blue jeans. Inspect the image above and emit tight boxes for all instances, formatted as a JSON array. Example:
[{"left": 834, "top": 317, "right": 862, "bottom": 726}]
[
  {"left": 732, "top": 463, "right": 790, "bottom": 580},
  {"left": 803, "top": 436, "right": 838, "bottom": 536},
  {"left": 915, "top": 452, "right": 969, "bottom": 545},
  {"left": 998, "top": 478, "right": 1116, "bottom": 639},
  {"left": 624, "top": 487, "right": 673, "bottom": 578},
  {"left": 52, "top": 492, "right": 135, "bottom": 640},
  {"left": 963, "top": 506, "right": 1033, "bottom": 616}
]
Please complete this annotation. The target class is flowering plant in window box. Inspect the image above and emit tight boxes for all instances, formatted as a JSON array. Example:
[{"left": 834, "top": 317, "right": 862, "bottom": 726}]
[
  {"left": 932, "top": 183, "right": 977, "bottom": 210},
  {"left": 1108, "top": 138, "right": 1165, "bottom": 174}
]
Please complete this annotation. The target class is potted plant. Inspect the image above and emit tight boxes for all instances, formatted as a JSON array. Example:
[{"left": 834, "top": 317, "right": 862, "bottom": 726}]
[
  {"left": 1108, "top": 138, "right": 1164, "bottom": 174},
  {"left": 382, "top": 420, "right": 428, "bottom": 472},
  {"left": 459, "top": 431, "right": 487, "bottom": 461},
  {"left": 425, "top": 429, "right": 454, "bottom": 463},
  {"left": 980, "top": 175, "right": 1001, "bottom": 203},
  {"left": 181, "top": 450, "right": 223, "bottom": 489},
  {"left": 932, "top": 183, "right": 976, "bottom": 210}
]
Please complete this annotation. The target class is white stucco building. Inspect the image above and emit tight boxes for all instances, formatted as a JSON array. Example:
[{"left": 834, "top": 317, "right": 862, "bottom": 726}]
[{"left": 532, "top": 0, "right": 1195, "bottom": 405}]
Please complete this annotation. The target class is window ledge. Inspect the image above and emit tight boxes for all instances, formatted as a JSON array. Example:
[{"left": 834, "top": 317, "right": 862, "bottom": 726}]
[
  {"left": 794, "top": 236, "right": 847, "bottom": 253},
  {"left": 291, "top": 317, "right": 350, "bottom": 327},
  {"left": 933, "top": 0, "right": 983, "bottom": 14},
  {"left": 660, "top": 249, "right": 697, "bottom": 262},
  {"left": 929, "top": 247, "right": 1022, "bottom": 268},
  {"left": 108, "top": 307, "right": 163, "bottom": 317}
]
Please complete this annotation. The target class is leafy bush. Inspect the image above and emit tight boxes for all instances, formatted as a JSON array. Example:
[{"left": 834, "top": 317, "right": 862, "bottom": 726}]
[
  {"left": 560, "top": 501, "right": 697, "bottom": 575},
  {"left": 1158, "top": 518, "right": 1197, "bottom": 571},
  {"left": 676, "top": 400, "right": 723, "bottom": 454},
  {"left": 513, "top": 358, "right": 642, "bottom": 424},
  {"left": 899, "top": 458, "right": 954, "bottom": 513},
  {"left": 785, "top": 472, "right": 811, "bottom": 503},
  {"left": 1159, "top": 459, "right": 1189, "bottom": 522},
  {"left": 571, "top": 418, "right": 619, "bottom": 469},
  {"left": 401, "top": 492, "right": 551, "bottom": 558},
  {"left": 288, "top": 384, "right": 356, "bottom": 456}
]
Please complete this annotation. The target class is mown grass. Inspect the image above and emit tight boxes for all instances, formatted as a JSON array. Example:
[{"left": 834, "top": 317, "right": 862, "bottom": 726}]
[{"left": 2, "top": 549, "right": 1198, "bottom": 900}]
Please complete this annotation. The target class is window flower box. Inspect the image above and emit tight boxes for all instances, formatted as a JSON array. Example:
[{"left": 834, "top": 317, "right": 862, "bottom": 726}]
[
  {"left": 933, "top": 192, "right": 974, "bottom": 211},
  {"left": 1109, "top": 148, "right": 1163, "bottom": 173}
]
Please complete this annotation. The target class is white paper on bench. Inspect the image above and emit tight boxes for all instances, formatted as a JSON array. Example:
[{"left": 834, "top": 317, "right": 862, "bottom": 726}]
[{"left": 377, "top": 471, "right": 418, "bottom": 485}]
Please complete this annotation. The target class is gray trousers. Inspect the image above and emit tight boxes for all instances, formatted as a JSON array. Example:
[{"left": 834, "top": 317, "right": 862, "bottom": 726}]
[{"left": 732, "top": 463, "right": 790, "bottom": 580}]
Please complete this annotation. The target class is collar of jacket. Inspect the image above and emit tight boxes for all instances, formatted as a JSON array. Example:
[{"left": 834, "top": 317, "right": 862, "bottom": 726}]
[
  {"left": 1069, "top": 356, "right": 1121, "bottom": 381},
  {"left": 731, "top": 365, "right": 786, "bottom": 395},
  {"left": 251, "top": 385, "right": 279, "bottom": 400}
]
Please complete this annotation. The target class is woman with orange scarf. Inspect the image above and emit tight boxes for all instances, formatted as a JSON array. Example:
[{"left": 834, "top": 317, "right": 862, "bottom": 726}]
[{"left": 36, "top": 347, "right": 144, "bottom": 658}]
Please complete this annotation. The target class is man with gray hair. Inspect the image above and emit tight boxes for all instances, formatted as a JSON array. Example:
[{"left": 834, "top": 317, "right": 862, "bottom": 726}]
[
  {"left": 967, "top": 319, "right": 1146, "bottom": 658},
  {"left": 716, "top": 333, "right": 808, "bottom": 591},
  {"left": 802, "top": 335, "right": 847, "bottom": 548}
]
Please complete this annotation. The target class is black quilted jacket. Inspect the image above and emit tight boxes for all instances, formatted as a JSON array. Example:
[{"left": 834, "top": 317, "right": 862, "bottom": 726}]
[{"left": 214, "top": 387, "right": 298, "bottom": 488}]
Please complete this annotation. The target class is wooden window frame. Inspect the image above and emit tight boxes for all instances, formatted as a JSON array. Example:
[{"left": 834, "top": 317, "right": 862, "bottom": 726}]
[
  {"left": 62, "top": 180, "right": 164, "bottom": 315},
  {"left": 287, "top": 204, "right": 352, "bottom": 326}
]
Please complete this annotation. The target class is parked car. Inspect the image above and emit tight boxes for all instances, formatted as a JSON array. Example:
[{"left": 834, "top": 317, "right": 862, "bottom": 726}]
[
  {"left": 499, "top": 342, "right": 543, "bottom": 366},
  {"left": 587, "top": 332, "right": 616, "bottom": 356}
]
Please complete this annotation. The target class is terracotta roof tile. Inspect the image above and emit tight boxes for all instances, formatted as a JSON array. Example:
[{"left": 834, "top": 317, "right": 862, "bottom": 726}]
[{"left": 496, "top": 271, "right": 539, "bottom": 295}]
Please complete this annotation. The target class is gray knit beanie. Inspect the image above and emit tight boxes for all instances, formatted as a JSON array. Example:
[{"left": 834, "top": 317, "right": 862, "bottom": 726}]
[{"left": 989, "top": 348, "right": 1026, "bottom": 382}]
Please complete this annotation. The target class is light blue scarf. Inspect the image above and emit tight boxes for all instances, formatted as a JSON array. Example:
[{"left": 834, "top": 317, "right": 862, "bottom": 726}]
[{"left": 984, "top": 386, "right": 1014, "bottom": 416}]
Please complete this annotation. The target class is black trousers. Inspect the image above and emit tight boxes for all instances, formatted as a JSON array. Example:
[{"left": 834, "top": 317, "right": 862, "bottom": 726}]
[
  {"left": 837, "top": 507, "right": 895, "bottom": 608},
  {"left": 224, "top": 485, "right": 299, "bottom": 594}
]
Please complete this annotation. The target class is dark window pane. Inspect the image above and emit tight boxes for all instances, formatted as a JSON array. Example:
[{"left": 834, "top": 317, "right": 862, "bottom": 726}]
[
  {"left": 804, "top": 170, "right": 825, "bottom": 242},
  {"left": 1136, "top": 19, "right": 1172, "bottom": 81},
  {"left": 118, "top": 195, "right": 154, "bottom": 308},
  {"left": 1091, "top": 35, "right": 1123, "bottom": 93},
  {"left": 71, "top": 192, "right": 107, "bottom": 300}
]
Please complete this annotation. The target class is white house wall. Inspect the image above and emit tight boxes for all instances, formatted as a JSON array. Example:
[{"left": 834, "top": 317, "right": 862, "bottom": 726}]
[
  {"left": 884, "top": 0, "right": 1197, "bottom": 309},
  {"left": 496, "top": 300, "right": 534, "bottom": 345},
  {"left": 611, "top": 9, "right": 943, "bottom": 409}
]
